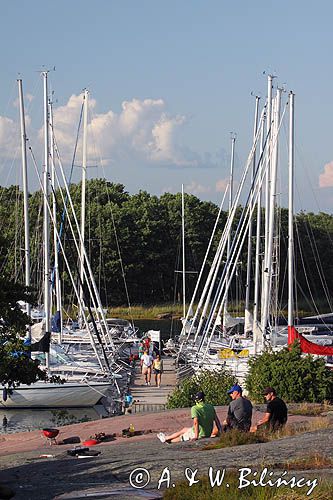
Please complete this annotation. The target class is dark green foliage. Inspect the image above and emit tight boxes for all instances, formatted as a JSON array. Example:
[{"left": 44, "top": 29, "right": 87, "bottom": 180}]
[
  {"left": 0, "top": 182, "right": 220, "bottom": 306},
  {"left": 245, "top": 342, "right": 333, "bottom": 403},
  {"left": 0, "top": 350, "right": 47, "bottom": 388},
  {"left": 0, "top": 277, "right": 49, "bottom": 388},
  {"left": 166, "top": 369, "right": 236, "bottom": 408},
  {"left": 2, "top": 183, "right": 333, "bottom": 310}
]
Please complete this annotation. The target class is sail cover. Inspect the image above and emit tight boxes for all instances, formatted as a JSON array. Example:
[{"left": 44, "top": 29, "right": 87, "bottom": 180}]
[
  {"left": 288, "top": 326, "right": 333, "bottom": 355},
  {"left": 30, "top": 331, "right": 51, "bottom": 352}
]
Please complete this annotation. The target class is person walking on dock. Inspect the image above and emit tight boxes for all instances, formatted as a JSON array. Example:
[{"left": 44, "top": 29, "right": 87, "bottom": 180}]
[
  {"left": 141, "top": 350, "right": 153, "bottom": 386},
  {"left": 152, "top": 353, "right": 163, "bottom": 387}
]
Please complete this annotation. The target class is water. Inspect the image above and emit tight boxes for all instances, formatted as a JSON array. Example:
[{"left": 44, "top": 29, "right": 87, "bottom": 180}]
[
  {"left": 0, "top": 407, "right": 101, "bottom": 435},
  {"left": 0, "top": 320, "right": 182, "bottom": 434},
  {"left": 134, "top": 318, "right": 182, "bottom": 340}
]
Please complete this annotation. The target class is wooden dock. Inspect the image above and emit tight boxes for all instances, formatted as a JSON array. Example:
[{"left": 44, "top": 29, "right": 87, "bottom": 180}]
[{"left": 129, "top": 357, "right": 177, "bottom": 413}]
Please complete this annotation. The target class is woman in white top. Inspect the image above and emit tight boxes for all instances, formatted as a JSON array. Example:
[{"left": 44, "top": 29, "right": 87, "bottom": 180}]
[{"left": 141, "top": 350, "right": 153, "bottom": 385}]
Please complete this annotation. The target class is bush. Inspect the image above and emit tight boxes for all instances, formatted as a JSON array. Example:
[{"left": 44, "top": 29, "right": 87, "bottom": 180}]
[
  {"left": 245, "top": 341, "right": 333, "bottom": 403},
  {"left": 166, "top": 368, "right": 236, "bottom": 408}
]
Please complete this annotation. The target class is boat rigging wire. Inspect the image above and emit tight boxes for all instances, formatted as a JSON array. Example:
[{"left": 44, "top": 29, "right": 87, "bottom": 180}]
[{"left": 27, "top": 141, "right": 111, "bottom": 372}]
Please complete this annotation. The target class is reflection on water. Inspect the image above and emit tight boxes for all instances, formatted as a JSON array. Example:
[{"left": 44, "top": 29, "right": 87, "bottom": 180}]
[
  {"left": 0, "top": 407, "right": 101, "bottom": 435},
  {"left": 134, "top": 319, "right": 182, "bottom": 340}
]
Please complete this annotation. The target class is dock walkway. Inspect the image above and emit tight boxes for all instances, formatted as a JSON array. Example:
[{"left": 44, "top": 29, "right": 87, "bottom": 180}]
[{"left": 129, "top": 357, "right": 177, "bottom": 412}]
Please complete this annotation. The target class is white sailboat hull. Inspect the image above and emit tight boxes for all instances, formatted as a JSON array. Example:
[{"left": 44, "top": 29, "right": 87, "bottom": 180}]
[{"left": 0, "top": 381, "right": 111, "bottom": 408}]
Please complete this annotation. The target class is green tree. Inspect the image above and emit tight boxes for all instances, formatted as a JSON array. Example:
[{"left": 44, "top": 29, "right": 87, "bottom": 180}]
[
  {"left": 245, "top": 342, "right": 333, "bottom": 403},
  {"left": 3, "top": 182, "right": 333, "bottom": 310}
]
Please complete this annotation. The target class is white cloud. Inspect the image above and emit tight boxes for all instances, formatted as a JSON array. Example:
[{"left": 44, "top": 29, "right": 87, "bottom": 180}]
[
  {"left": 44, "top": 94, "right": 94, "bottom": 158},
  {"left": 319, "top": 161, "right": 333, "bottom": 188},
  {"left": 0, "top": 116, "right": 19, "bottom": 159},
  {"left": 216, "top": 178, "right": 229, "bottom": 192},
  {"left": 48, "top": 95, "right": 204, "bottom": 169},
  {"left": 0, "top": 94, "right": 222, "bottom": 181},
  {"left": 185, "top": 180, "right": 211, "bottom": 195}
]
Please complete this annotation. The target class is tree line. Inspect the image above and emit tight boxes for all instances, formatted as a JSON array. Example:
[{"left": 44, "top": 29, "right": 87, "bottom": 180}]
[{"left": 1, "top": 180, "right": 333, "bottom": 314}]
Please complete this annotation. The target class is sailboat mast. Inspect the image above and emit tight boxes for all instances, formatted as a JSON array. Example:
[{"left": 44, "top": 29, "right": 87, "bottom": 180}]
[
  {"left": 42, "top": 72, "right": 51, "bottom": 361},
  {"left": 181, "top": 184, "right": 186, "bottom": 318},
  {"left": 17, "top": 79, "right": 31, "bottom": 331},
  {"left": 288, "top": 91, "right": 295, "bottom": 328},
  {"left": 253, "top": 110, "right": 266, "bottom": 352},
  {"left": 264, "top": 75, "right": 274, "bottom": 268},
  {"left": 49, "top": 98, "right": 63, "bottom": 343},
  {"left": 224, "top": 133, "right": 236, "bottom": 316},
  {"left": 261, "top": 88, "right": 282, "bottom": 336},
  {"left": 79, "top": 89, "right": 88, "bottom": 320},
  {"left": 245, "top": 95, "right": 260, "bottom": 324}
]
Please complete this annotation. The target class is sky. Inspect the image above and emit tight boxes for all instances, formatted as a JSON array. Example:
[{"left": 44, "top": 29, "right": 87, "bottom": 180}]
[{"left": 1, "top": 0, "right": 333, "bottom": 212}]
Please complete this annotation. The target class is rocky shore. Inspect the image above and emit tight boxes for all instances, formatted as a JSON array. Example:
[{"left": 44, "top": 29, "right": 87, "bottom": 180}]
[{"left": 0, "top": 408, "right": 332, "bottom": 499}]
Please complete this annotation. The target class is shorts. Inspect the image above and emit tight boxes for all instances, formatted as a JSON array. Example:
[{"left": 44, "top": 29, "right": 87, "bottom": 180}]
[
  {"left": 142, "top": 365, "right": 151, "bottom": 375},
  {"left": 181, "top": 427, "right": 195, "bottom": 441},
  {"left": 153, "top": 369, "right": 161, "bottom": 374}
]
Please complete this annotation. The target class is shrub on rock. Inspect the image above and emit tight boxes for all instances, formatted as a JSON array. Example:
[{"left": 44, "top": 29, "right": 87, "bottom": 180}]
[
  {"left": 245, "top": 341, "right": 333, "bottom": 403},
  {"left": 167, "top": 368, "right": 236, "bottom": 408}
]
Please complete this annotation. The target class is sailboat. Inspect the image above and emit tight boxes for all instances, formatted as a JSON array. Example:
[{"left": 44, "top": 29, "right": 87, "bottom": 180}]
[
  {"left": 177, "top": 78, "right": 333, "bottom": 384},
  {"left": 287, "top": 93, "right": 333, "bottom": 357},
  {"left": 1, "top": 76, "right": 115, "bottom": 409},
  {"left": 1, "top": 380, "right": 112, "bottom": 409}
]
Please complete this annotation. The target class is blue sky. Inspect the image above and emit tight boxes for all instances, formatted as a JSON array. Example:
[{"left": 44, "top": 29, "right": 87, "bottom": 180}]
[{"left": 1, "top": 1, "right": 333, "bottom": 212}]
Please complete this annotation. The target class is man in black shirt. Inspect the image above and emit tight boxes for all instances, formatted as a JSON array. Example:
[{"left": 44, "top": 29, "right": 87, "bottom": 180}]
[{"left": 252, "top": 387, "right": 288, "bottom": 432}]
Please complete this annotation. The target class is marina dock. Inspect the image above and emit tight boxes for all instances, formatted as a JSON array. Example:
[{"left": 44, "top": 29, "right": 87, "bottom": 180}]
[{"left": 129, "top": 357, "right": 177, "bottom": 412}]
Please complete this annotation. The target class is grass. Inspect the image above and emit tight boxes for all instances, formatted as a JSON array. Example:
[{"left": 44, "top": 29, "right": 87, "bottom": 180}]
[
  {"left": 111, "top": 303, "right": 257, "bottom": 320},
  {"left": 78, "top": 301, "right": 280, "bottom": 320},
  {"left": 272, "top": 453, "right": 333, "bottom": 470},
  {"left": 289, "top": 402, "right": 333, "bottom": 416},
  {"left": 269, "top": 417, "right": 331, "bottom": 438},
  {"left": 163, "top": 472, "right": 332, "bottom": 499},
  {"left": 202, "top": 417, "right": 332, "bottom": 451},
  {"left": 109, "top": 304, "right": 184, "bottom": 320},
  {"left": 65, "top": 301, "right": 325, "bottom": 321},
  {"left": 203, "top": 429, "right": 269, "bottom": 450}
]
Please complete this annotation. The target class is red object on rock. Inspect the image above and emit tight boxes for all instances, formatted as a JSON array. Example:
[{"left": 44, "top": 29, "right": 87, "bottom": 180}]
[
  {"left": 42, "top": 428, "right": 59, "bottom": 439},
  {"left": 82, "top": 439, "right": 99, "bottom": 446}
]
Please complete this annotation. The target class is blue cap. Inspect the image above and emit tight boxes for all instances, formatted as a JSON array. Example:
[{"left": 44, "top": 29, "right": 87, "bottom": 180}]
[
  {"left": 194, "top": 391, "right": 205, "bottom": 402},
  {"left": 227, "top": 384, "right": 243, "bottom": 394}
]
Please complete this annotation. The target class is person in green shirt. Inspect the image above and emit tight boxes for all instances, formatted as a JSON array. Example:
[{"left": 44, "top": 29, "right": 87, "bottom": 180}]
[{"left": 157, "top": 391, "right": 222, "bottom": 443}]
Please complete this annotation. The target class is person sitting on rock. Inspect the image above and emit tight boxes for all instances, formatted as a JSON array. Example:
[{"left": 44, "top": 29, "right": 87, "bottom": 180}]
[
  {"left": 157, "top": 391, "right": 222, "bottom": 443},
  {"left": 251, "top": 387, "right": 287, "bottom": 432},
  {"left": 223, "top": 384, "right": 253, "bottom": 432}
]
